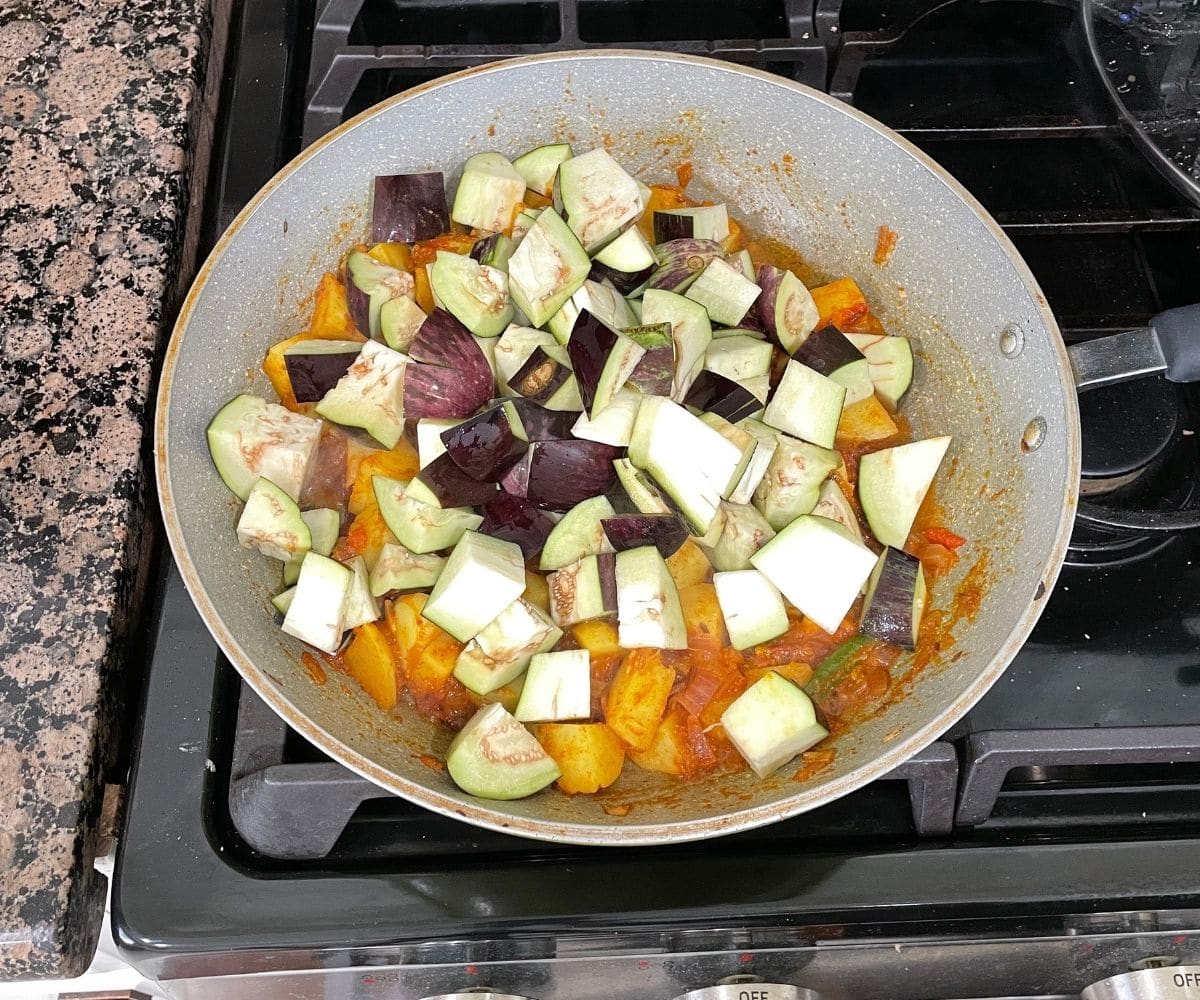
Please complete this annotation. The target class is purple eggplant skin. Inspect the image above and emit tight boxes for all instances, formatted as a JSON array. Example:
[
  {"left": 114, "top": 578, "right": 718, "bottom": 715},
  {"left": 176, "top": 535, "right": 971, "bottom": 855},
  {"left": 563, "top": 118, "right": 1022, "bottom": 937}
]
[
  {"left": 566, "top": 310, "right": 619, "bottom": 412},
  {"left": 602, "top": 514, "right": 688, "bottom": 558},
  {"left": 299, "top": 424, "right": 350, "bottom": 512},
  {"left": 440, "top": 403, "right": 528, "bottom": 481},
  {"left": 684, "top": 371, "right": 762, "bottom": 423},
  {"left": 860, "top": 548, "right": 922, "bottom": 649},
  {"left": 596, "top": 551, "right": 618, "bottom": 613},
  {"left": 510, "top": 347, "right": 571, "bottom": 404},
  {"left": 407, "top": 308, "right": 479, "bottom": 365},
  {"left": 371, "top": 173, "right": 449, "bottom": 243},
  {"left": 588, "top": 259, "right": 655, "bottom": 295},
  {"left": 653, "top": 211, "right": 695, "bottom": 244},
  {"left": 793, "top": 325, "right": 865, "bottom": 377},
  {"left": 755, "top": 265, "right": 785, "bottom": 335},
  {"left": 644, "top": 239, "right": 724, "bottom": 294},
  {"left": 624, "top": 323, "right": 674, "bottom": 396},
  {"left": 403, "top": 308, "right": 494, "bottom": 418},
  {"left": 479, "top": 492, "right": 557, "bottom": 560},
  {"left": 504, "top": 397, "right": 577, "bottom": 441},
  {"left": 523, "top": 439, "right": 620, "bottom": 511},
  {"left": 345, "top": 278, "right": 371, "bottom": 337},
  {"left": 627, "top": 348, "right": 674, "bottom": 396},
  {"left": 469, "top": 232, "right": 501, "bottom": 264},
  {"left": 283, "top": 348, "right": 360, "bottom": 403},
  {"left": 415, "top": 453, "right": 499, "bottom": 507},
  {"left": 499, "top": 447, "right": 532, "bottom": 497},
  {"left": 404, "top": 362, "right": 488, "bottom": 419}
]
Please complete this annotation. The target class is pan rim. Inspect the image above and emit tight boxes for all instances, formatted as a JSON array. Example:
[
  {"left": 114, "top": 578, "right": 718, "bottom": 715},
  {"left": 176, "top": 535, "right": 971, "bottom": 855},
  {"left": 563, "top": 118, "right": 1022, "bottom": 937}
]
[{"left": 155, "top": 49, "right": 1081, "bottom": 846}]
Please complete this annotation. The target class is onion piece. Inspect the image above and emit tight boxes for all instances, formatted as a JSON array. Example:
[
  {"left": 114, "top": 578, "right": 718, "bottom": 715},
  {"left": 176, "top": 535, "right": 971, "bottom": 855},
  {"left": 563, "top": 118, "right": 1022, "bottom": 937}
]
[{"left": 676, "top": 666, "right": 722, "bottom": 718}]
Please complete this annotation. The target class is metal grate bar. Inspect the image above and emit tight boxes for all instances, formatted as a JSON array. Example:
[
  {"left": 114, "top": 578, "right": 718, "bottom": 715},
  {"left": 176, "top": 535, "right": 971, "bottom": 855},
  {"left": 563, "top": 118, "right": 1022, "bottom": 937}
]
[
  {"left": 305, "top": 40, "right": 827, "bottom": 146},
  {"left": 228, "top": 682, "right": 959, "bottom": 859},
  {"left": 956, "top": 726, "right": 1200, "bottom": 827}
]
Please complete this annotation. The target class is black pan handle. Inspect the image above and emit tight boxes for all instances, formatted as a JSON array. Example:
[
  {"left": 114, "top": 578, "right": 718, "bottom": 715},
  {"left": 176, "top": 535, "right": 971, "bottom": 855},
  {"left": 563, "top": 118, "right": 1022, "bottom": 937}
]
[{"left": 1068, "top": 304, "right": 1200, "bottom": 393}]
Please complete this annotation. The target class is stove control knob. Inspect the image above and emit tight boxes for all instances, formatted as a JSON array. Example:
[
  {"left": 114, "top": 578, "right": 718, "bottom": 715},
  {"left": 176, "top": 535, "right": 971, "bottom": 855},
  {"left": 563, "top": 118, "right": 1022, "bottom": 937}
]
[
  {"left": 1083, "top": 966, "right": 1200, "bottom": 1000},
  {"left": 674, "top": 979, "right": 821, "bottom": 1000}
]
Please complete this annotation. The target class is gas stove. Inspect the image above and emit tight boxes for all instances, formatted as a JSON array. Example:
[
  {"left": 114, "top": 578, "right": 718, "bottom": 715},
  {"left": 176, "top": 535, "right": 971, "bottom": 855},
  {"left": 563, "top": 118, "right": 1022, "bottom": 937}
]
[{"left": 113, "top": 0, "right": 1200, "bottom": 997}]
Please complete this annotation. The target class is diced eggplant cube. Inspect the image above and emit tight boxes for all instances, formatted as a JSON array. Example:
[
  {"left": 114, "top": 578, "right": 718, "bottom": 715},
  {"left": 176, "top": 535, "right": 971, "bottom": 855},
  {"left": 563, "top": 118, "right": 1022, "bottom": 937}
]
[
  {"left": 373, "top": 475, "right": 483, "bottom": 554},
  {"left": 282, "top": 553, "right": 354, "bottom": 654},
  {"left": 750, "top": 515, "right": 878, "bottom": 634},
  {"left": 236, "top": 477, "right": 311, "bottom": 562},
  {"left": 507, "top": 208, "right": 591, "bottom": 327},
  {"left": 282, "top": 340, "right": 364, "bottom": 403},
  {"left": 451, "top": 152, "right": 526, "bottom": 233},
  {"left": 454, "top": 597, "right": 563, "bottom": 695},
  {"left": 207, "top": 394, "right": 322, "bottom": 501},
  {"left": 478, "top": 492, "right": 557, "bottom": 560},
  {"left": 446, "top": 702, "right": 561, "bottom": 800},
  {"left": 315, "top": 340, "right": 408, "bottom": 449},
  {"left": 713, "top": 569, "right": 789, "bottom": 650},
  {"left": 720, "top": 672, "right": 828, "bottom": 778},
  {"left": 421, "top": 531, "right": 527, "bottom": 642},
  {"left": 546, "top": 553, "right": 616, "bottom": 627},
  {"left": 762, "top": 359, "right": 847, "bottom": 449},
  {"left": 368, "top": 542, "right": 446, "bottom": 596},
  {"left": 628, "top": 396, "right": 742, "bottom": 534},
  {"left": 372, "top": 172, "right": 449, "bottom": 243},
  {"left": 515, "top": 649, "right": 591, "bottom": 723},
  {"left": 685, "top": 257, "right": 761, "bottom": 327},
  {"left": 558, "top": 148, "right": 643, "bottom": 251},
  {"left": 858, "top": 436, "right": 951, "bottom": 549},
  {"left": 860, "top": 547, "right": 928, "bottom": 649},
  {"left": 615, "top": 545, "right": 687, "bottom": 650},
  {"left": 752, "top": 433, "right": 841, "bottom": 530}
]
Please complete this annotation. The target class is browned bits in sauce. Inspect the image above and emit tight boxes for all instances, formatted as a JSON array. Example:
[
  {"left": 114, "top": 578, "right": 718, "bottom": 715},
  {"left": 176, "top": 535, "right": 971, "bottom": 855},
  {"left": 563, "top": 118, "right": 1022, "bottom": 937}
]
[
  {"left": 873, "top": 224, "right": 899, "bottom": 266},
  {"left": 793, "top": 748, "right": 837, "bottom": 782},
  {"left": 417, "top": 753, "right": 446, "bottom": 772},
  {"left": 301, "top": 652, "right": 327, "bottom": 685}
]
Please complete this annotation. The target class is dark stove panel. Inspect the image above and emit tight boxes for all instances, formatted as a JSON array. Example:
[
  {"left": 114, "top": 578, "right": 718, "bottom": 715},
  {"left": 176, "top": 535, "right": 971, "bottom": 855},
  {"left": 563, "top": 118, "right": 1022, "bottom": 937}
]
[{"left": 115, "top": 0, "right": 1200, "bottom": 989}]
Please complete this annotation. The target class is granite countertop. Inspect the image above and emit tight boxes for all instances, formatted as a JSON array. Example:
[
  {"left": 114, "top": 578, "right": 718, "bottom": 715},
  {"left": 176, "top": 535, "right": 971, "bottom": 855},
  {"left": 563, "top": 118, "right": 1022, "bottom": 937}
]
[{"left": 0, "top": 0, "right": 223, "bottom": 980}]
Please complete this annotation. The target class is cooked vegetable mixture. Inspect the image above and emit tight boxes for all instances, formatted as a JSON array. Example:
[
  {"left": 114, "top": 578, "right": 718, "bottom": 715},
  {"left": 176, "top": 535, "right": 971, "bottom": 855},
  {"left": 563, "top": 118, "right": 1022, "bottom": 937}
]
[{"left": 208, "top": 145, "right": 962, "bottom": 800}]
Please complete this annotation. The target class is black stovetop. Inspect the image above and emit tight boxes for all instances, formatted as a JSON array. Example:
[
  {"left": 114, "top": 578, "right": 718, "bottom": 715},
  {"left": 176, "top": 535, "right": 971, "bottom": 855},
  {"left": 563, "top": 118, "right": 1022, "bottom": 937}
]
[{"left": 114, "top": 0, "right": 1200, "bottom": 981}]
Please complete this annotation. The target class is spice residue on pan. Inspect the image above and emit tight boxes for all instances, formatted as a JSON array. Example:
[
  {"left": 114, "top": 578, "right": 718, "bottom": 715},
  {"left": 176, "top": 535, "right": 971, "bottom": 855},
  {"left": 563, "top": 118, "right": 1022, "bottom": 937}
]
[
  {"left": 301, "top": 651, "right": 327, "bottom": 685},
  {"left": 416, "top": 753, "right": 446, "bottom": 772},
  {"left": 792, "top": 748, "right": 836, "bottom": 782},
  {"left": 874, "top": 224, "right": 899, "bottom": 266}
]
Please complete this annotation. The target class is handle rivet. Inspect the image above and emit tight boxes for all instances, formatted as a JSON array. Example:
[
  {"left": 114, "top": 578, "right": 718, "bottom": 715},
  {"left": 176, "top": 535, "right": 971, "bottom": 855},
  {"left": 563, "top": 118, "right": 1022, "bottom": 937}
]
[
  {"left": 1000, "top": 325, "right": 1024, "bottom": 358},
  {"left": 1021, "top": 417, "right": 1046, "bottom": 453}
]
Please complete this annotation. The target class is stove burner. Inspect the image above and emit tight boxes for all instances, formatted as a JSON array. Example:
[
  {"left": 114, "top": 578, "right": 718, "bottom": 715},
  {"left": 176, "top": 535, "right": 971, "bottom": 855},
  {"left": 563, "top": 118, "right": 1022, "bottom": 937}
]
[
  {"left": 1069, "top": 375, "right": 1200, "bottom": 562},
  {"left": 1079, "top": 376, "right": 1180, "bottom": 495}
]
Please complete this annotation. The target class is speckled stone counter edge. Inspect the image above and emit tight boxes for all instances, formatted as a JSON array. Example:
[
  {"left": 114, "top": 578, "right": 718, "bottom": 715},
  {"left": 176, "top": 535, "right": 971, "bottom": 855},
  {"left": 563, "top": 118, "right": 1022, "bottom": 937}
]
[{"left": 0, "top": 0, "right": 229, "bottom": 979}]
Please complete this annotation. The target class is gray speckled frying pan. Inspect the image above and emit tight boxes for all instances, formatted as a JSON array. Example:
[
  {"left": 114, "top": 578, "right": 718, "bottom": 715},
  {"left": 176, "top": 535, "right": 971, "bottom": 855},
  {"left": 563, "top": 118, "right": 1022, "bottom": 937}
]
[{"left": 156, "top": 51, "right": 1080, "bottom": 845}]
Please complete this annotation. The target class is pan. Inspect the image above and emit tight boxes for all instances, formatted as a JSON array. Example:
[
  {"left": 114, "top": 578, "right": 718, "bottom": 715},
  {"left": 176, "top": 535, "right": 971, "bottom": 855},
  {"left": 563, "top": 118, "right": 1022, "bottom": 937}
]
[{"left": 155, "top": 51, "right": 1189, "bottom": 845}]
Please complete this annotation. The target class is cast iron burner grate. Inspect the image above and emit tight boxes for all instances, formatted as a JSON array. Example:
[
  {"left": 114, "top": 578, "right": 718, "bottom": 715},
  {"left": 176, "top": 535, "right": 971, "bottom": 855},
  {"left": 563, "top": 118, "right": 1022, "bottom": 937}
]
[
  {"left": 302, "top": 0, "right": 832, "bottom": 147},
  {"left": 227, "top": 678, "right": 958, "bottom": 859},
  {"left": 213, "top": 0, "right": 1200, "bottom": 863}
]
